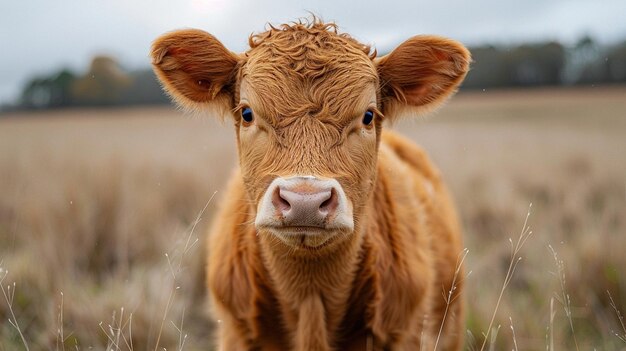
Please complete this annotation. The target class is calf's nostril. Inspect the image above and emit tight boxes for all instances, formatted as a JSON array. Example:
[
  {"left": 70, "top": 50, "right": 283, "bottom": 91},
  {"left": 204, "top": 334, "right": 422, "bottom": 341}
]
[
  {"left": 319, "top": 188, "right": 338, "bottom": 214},
  {"left": 272, "top": 187, "right": 291, "bottom": 212}
]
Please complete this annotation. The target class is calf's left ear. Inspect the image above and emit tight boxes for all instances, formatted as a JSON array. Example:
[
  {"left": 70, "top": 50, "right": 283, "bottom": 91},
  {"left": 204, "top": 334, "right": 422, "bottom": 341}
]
[
  {"left": 376, "top": 36, "right": 470, "bottom": 118},
  {"left": 151, "top": 29, "right": 239, "bottom": 116}
]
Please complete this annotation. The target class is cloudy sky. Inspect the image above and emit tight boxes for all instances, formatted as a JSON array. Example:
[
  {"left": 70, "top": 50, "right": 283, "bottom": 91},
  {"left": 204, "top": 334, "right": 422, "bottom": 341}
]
[{"left": 1, "top": 0, "right": 625, "bottom": 104}]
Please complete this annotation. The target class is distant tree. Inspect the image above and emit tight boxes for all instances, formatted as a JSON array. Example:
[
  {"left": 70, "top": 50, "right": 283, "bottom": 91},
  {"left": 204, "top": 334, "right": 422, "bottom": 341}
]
[
  {"left": 20, "top": 69, "right": 76, "bottom": 109},
  {"left": 605, "top": 41, "right": 626, "bottom": 82},
  {"left": 568, "top": 35, "right": 606, "bottom": 84},
  {"left": 50, "top": 69, "right": 76, "bottom": 106},
  {"left": 20, "top": 78, "right": 51, "bottom": 108},
  {"left": 506, "top": 42, "right": 565, "bottom": 86},
  {"left": 579, "top": 40, "right": 626, "bottom": 84},
  {"left": 71, "top": 56, "right": 132, "bottom": 106},
  {"left": 121, "top": 69, "right": 170, "bottom": 105},
  {"left": 463, "top": 45, "right": 510, "bottom": 89}
]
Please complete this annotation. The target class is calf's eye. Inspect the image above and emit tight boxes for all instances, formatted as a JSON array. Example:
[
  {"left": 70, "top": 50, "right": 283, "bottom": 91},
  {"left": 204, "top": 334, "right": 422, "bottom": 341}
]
[
  {"left": 362, "top": 110, "right": 374, "bottom": 126},
  {"left": 241, "top": 107, "right": 254, "bottom": 123}
]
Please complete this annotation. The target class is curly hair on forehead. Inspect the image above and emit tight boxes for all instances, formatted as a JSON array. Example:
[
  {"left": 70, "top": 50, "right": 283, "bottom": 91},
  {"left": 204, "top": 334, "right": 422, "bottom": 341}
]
[
  {"left": 238, "top": 16, "right": 381, "bottom": 127},
  {"left": 247, "top": 16, "right": 377, "bottom": 59}
]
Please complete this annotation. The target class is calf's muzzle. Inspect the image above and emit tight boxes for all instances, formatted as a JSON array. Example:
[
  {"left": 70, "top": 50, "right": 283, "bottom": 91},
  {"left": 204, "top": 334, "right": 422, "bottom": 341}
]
[{"left": 255, "top": 176, "right": 353, "bottom": 232}]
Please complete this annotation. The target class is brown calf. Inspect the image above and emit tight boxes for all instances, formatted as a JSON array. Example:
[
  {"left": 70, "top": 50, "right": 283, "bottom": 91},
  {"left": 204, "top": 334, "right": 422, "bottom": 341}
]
[{"left": 151, "top": 18, "right": 470, "bottom": 351}]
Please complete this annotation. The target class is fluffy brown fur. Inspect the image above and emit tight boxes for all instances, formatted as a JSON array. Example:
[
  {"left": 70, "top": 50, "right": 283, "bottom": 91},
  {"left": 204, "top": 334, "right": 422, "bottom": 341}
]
[{"left": 151, "top": 17, "right": 470, "bottom": 350}]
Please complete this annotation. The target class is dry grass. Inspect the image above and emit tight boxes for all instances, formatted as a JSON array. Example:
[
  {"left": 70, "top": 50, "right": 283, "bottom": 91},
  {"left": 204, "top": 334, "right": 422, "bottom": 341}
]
[{"left": 0, "top": 86, "right": 625, "bottom": 350}]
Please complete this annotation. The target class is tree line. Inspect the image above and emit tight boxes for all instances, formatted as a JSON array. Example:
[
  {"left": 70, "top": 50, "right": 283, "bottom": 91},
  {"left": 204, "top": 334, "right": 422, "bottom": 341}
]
[
  {"left": 16, "top": 56, "right": 169, "bottom": 110},
  {"left": 7, "top": 36, "right": 626, "bottom": 111},
  {"left": 464, "top": 36, "right": 626, "bottom": 88}
]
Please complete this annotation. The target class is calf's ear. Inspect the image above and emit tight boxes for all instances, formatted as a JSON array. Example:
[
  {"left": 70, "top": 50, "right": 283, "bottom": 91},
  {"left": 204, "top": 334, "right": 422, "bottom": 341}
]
[
  {"left": 376, "top": 36, "right": 470, "bottom": 119},
  {"left": 151, "top": 29, "right": 239, "bottom": 116}
]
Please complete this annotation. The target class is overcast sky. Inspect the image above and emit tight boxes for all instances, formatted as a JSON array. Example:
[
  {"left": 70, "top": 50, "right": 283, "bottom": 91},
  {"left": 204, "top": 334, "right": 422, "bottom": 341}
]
[{"left": 1, "top": 0, "right": 625, "bottom": 104}]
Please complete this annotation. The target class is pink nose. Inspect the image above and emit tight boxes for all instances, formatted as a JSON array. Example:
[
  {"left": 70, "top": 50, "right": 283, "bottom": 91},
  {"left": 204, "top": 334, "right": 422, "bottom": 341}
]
[{"left": 271, "top": 180, "right": 339, "bottom": 227}]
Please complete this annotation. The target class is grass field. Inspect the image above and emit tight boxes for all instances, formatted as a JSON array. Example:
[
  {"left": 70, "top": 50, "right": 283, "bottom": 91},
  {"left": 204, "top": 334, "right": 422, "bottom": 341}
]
[{"left": 1, "top": 86, "right": 625, "bottom": 350}]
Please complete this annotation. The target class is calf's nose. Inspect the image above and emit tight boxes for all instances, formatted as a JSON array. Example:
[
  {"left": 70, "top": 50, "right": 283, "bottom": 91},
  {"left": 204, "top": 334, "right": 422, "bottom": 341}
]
[
  {"left": 255, "top": 176, "right": 353, "bottom": 232},
  {"left": 271, "top": 182, "right": 339, "bottom": 227}
]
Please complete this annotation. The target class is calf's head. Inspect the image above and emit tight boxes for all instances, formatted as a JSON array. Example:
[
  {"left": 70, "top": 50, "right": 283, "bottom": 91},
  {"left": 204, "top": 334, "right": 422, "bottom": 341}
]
[{"left": 151, "top": 20, "right": 469, "bottom": 253}]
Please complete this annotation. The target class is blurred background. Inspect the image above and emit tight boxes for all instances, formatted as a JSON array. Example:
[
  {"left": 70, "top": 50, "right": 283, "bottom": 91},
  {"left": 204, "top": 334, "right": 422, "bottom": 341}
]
[
  {"left": 1, "top": 1, "right": 625, "bottom": 350},
  {"left": 3, "top": 0, "right": 626, "bottom": 110}
]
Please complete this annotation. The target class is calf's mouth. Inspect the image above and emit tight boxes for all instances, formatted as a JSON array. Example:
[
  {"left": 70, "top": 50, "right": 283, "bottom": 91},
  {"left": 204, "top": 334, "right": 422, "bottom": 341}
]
[{"left": 254, "top": 176, "right": 354, "bottom": 249}]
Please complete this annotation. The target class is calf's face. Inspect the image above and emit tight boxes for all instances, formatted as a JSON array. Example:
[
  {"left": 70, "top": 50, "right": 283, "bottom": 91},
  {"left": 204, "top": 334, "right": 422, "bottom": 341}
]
[{"left": 151, "top": 22, "right": 470, "bottom": 253}]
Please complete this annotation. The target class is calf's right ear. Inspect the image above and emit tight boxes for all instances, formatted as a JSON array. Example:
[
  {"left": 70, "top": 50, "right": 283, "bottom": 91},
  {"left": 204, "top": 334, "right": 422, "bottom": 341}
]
[{"left": 151, "top": 29, "right": 239, "bottom": 115}]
